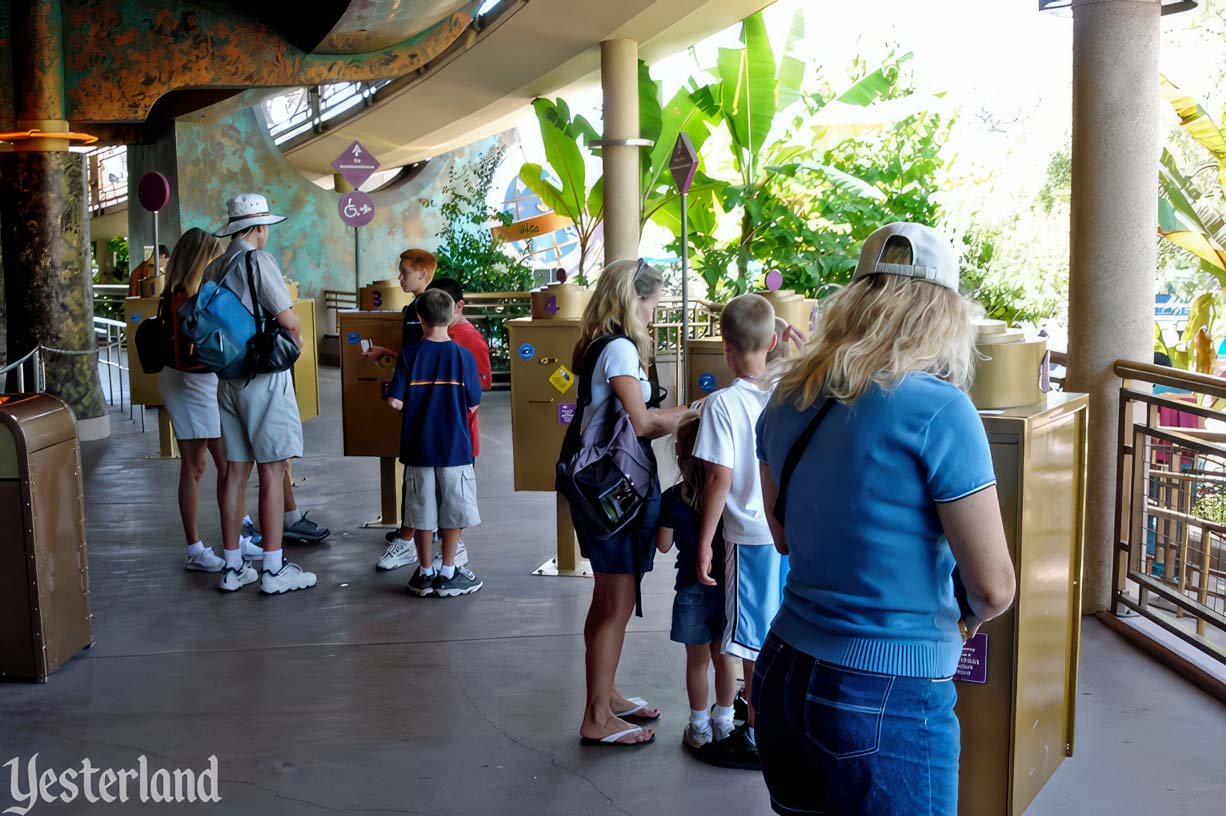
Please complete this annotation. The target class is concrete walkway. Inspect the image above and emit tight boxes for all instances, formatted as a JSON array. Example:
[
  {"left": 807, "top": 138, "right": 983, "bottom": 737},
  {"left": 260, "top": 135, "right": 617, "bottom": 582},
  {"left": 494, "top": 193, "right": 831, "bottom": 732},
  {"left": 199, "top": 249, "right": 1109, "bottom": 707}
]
[{"left": 2, "top": 369, "right": 1223, "bottom": 815}]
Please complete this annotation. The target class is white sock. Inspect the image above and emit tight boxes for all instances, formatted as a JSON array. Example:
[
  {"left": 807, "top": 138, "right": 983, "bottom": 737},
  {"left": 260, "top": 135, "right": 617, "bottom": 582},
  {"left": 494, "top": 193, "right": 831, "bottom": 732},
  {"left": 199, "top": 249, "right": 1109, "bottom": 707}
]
[
  {"left": 284, "top": 508, "right": 304, "bottom": 526},
  {"left": 264, "top": 549, "right": 284, "bottom": 574},
  {"left": 712, "top": 704, "right": 735, "bottom": 738},
  {"left": 690, "top": 708, "right": 711, "bottom": 729},
  {"left": 746, "top": 726, "right": 756, "bottom": 748},
  {"left": 243, "top": 514, "right": 253, "bottom": 525},
  {"left": 420, "top": 566, "right": 436, "bottom": 577},
  {"left": 440, "top": 564, "right": 456, "bottom": 579},
  {"left": 187, "top": 541, "right": 206, "bottom": 557},
  {"left": 223, "top": 548, "right": 244, "bottom": 569}
]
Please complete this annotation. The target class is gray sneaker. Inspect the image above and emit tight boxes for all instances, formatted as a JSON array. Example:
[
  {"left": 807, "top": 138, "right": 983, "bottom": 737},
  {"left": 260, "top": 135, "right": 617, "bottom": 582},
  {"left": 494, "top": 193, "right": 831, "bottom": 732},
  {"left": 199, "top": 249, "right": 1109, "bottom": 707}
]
[
  {"left": 219, "top": 562, "right": 258, "bottom": 592},
  {"left": 407, "top": 568, "right": 436, "bottom": 597},
  {"left": 242, "top": 515, "right": 262, "bottom": 546},
  {"left": 431, "top": 566, "right": 482, "bottom": 598},
  {"left": 431, "top": 540, "right": 469, "bottom": 570},
  {"left": 376, "top": 537, "right": 418, "bottom": 571},
  {"left": 284, "top": 512, "right": 330, "bottom": 544},
  {"left": 260, "top": 562, "right": 317, "bottom": 594}
]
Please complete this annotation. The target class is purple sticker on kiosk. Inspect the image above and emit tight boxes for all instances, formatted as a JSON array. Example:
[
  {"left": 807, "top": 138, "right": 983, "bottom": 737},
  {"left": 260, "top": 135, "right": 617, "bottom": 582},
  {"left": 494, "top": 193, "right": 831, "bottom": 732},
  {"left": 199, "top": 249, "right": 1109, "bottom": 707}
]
[
  {"left": 545, "top": 296, "right": 558, "bottom": 315},
  {"left": 558, "top": 403, "right": 576, "bottom": 425},
  {"left": 955, "top": 633, "right": 988, "bottom": 684}
]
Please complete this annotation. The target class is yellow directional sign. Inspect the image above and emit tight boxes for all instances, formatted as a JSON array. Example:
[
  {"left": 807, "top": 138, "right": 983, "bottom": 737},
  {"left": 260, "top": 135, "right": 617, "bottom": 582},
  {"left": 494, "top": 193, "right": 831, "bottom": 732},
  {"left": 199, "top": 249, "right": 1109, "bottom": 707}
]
[{"left": 491, "top": 212, "right": 574, "bottom": 244}]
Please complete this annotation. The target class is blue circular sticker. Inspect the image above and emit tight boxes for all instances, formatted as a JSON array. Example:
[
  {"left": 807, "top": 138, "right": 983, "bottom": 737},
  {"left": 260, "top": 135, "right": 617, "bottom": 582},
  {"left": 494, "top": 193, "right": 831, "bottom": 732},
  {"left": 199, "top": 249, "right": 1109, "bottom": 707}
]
[
  {"left": 130, "top": 313, "right": 142, "bottom": 322},
  {"left": 347, "top": 332, "right": 360, "bottom": 344},
  {"left": 698, "top": 373, "right": 717, "bottom": 393},
  {"left": 518, "top": 343, "right": 535, "bottom": 361}
]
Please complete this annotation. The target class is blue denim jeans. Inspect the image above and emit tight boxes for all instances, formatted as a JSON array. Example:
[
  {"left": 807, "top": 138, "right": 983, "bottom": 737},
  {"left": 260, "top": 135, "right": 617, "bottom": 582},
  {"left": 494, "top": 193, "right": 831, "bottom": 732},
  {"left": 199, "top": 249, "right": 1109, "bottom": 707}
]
[{"left": 751, "top": 633, "right": 960, "bottom": 815}]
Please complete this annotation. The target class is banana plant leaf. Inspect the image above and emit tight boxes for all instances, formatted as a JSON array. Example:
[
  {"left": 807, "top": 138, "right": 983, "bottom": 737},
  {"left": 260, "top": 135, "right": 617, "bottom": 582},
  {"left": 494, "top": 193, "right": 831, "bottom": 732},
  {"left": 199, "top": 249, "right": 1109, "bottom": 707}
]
[
  {"left": 775, "top": 11, "right": 807, "bottom": 115},
  {"left": 765, "top": 163, "right": 886, "bottom": 201},
  {"left": 529, "top": 99, "right": 588, "bottom": 219},
  {"left": 716, "top": 11, "right": 777, "bottom": 179},
  {"left": 836, "top": 52, "right": 913, "bottom": 107},
  {"left": 1160, "top": 75, "right": 1226, "bottom": 190},
  {"left": 1158, "top": 148, "right": 1226, "bottom": 280},
  {"left": 519, "top": 163, "right": 575, "bottom": 222}
]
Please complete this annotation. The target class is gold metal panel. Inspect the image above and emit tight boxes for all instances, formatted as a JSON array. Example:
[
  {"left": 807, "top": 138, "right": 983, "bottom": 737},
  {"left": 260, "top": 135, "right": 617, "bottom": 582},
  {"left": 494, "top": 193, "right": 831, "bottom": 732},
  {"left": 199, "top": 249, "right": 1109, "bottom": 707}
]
[
  {"left": 686, "top": 338, "right": 733, "bottom": 401},
  {"left": 338, "top": 311, "right": 405, "bottom": 458},
  {"left": 956, "top": 428, "right": 1022, "bottom": 816},
  {"left": 292, "top": 299, "right": 319, "bottom": 422},
  {"left": 956, "top": 393, "right": 1089, "bottom": 815},
  {"left": 508, "top": 318, "right": 581, "bottom": 492},
  {"left": 123, "top": 296, "right": 165, "bottom": 406},
  {"left": 359, "top": 281, "right": 413, "bottom": 312}
]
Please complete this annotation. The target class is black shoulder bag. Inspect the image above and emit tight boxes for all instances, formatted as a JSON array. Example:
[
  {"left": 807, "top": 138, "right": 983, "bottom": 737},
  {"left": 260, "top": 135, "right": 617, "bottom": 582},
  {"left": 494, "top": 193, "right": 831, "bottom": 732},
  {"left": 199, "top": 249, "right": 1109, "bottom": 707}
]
[
  {"left": 244, "top": 251, "right": 301, "bottom": 377},
  {"left": 772, "top": 398, "right": 834, "bottom": 525}
]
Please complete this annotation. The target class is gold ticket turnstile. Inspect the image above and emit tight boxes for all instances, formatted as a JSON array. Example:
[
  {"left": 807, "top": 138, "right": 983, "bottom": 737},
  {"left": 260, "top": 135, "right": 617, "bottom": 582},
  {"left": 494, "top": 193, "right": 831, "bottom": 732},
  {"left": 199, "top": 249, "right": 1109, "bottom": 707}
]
[
  {"left": 957, "top": 392, "right": 1087, "bottom": 815},
  {"left": 338, "top": 310, "right": 406, "bottom": 526},
  {"left": 0, "top": 394, "right": 93, "bottom": 682},
  {"left": 125, "top": 296, "right": 320, "bottom": 457},
  {"left": 507, "top": 317, "right": 587, "bottom": 576},
  {"left": 686, "top": 337, "right": 734, "bottom": 402}
]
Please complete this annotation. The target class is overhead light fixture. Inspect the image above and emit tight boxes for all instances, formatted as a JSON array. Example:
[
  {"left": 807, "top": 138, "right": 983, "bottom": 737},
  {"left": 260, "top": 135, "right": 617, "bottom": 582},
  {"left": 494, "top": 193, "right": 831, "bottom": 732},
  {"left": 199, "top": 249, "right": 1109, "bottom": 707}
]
[{"left": 1039, "top": 0, "right": 1198, "bottom": 15}]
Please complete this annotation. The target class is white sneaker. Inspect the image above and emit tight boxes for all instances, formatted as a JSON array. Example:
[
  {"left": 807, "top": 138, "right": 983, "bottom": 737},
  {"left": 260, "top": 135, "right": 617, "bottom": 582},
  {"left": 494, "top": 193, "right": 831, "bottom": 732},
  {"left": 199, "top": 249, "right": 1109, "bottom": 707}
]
[
  {"left": 219, "top": 562, "right": 258, "bottom": 591},
  {"left": 376, "top": 537, "right": 418, "bottom": 571},
  {"left": 185, "top": 546, "right": 225, "bottom": 573},
  {"left": 241, "top": 535, "right": 265, "bottom": 561},
  {"left": 683, "top": 723, "right": 713, "bottom": 749},
  {"left": 431, "top": 540, "right": 469, "bottom": 571},
  {"left": 261, "top": 562, "right": 317, "bottom": 594}
]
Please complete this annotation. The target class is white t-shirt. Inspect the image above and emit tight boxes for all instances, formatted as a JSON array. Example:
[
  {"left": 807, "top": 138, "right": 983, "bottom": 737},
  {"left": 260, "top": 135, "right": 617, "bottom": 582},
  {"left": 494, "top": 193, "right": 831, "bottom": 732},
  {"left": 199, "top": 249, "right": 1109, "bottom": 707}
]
[
  {"left": 694, "top": 377, "right": 774, "bottom": 545},
  {"left": 583, "top": 337, "right": 651, "bottom": 430}
]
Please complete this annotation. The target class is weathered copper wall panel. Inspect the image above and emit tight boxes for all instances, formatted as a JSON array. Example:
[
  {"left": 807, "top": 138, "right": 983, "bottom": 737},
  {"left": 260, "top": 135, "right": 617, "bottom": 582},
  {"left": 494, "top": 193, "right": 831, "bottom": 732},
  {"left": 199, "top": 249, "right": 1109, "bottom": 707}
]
[{"left": 62, "top": 1, "right": 474, "bottom": 123}]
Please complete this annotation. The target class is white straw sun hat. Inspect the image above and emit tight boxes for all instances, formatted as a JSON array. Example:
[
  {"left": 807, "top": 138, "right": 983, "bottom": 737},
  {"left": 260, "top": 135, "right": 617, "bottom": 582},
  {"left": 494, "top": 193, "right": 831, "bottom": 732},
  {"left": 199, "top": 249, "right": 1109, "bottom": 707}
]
[{"left": 214, "top": 193, "right": 287, "bottom": 237}]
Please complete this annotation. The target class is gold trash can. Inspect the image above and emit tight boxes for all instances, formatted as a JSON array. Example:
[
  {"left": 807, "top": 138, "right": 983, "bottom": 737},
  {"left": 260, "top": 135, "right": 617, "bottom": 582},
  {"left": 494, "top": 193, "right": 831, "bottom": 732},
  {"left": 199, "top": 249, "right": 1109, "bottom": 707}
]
[{"left": 0, "top": 394, "right": 93, "bottom": 682}]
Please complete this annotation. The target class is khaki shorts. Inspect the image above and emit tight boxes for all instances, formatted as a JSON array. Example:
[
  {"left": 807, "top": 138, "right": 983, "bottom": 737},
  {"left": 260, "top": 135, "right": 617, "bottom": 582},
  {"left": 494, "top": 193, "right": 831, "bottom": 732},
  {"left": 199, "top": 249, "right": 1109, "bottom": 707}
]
[
  {"left": 218, "top": 370, "right": 303, "bottom": 463},
  {"left": 402, "top": 464, "right": 481, "bottom": 531}
]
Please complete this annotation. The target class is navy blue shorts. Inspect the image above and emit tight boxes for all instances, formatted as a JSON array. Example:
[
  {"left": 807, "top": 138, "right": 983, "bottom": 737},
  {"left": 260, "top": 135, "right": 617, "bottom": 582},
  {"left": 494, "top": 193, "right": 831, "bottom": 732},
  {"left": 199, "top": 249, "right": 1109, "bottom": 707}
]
[
  {"left": 670, "top": 583, "right": 725, "bottom": 645},
  {"left": 577, "top": 486, "right": 660, "bottom": 575}
]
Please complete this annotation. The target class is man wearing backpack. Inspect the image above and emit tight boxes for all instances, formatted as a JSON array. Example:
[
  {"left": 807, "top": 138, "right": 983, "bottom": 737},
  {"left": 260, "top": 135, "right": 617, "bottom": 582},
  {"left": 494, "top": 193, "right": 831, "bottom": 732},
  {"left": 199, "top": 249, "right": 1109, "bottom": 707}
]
[{"left": 205, "top": 193, "right": 316, "bottom": 595}]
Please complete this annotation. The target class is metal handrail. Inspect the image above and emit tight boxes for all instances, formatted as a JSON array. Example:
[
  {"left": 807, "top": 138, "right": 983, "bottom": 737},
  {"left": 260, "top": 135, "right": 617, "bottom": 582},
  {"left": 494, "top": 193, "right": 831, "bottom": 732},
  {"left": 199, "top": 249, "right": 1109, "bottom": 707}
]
[
  {"left": 1114, "top": 359, "right": 1226, "bottom": 398},
  {"left": 1113, "top": 358, "right": 1226, "bottom": 667}
]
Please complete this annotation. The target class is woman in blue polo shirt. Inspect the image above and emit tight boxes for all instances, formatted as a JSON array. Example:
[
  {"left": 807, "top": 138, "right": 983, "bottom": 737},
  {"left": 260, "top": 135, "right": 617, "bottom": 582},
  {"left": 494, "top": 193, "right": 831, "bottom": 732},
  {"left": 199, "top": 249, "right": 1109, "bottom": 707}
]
[{"left": 753, "top": 223, "right": 1017, "bottom": 815}]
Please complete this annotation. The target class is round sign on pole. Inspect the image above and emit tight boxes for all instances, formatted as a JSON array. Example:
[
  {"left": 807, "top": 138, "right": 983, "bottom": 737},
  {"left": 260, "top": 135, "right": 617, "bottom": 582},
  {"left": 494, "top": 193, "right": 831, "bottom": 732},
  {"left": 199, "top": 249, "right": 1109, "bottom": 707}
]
[
  {"left": 137, "top": 172, "right": 171, "bottom": 212},
  {"left": 339, "top": 191, "right": 376, "bottom": 228}
]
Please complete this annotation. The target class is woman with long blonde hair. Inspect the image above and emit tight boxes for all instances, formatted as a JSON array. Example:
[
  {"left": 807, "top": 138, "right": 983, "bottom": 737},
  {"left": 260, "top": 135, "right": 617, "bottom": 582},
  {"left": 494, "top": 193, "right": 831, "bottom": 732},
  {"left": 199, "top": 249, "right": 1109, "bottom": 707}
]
[
  {"left": 569, "top": 259, "right": 689, "bottom": 747},
  {"left": 752, "top": 224, "right": 1016, "bottom": 814},
  {"left": 158, "top": 228, "right": 235, "bottom": 573}
]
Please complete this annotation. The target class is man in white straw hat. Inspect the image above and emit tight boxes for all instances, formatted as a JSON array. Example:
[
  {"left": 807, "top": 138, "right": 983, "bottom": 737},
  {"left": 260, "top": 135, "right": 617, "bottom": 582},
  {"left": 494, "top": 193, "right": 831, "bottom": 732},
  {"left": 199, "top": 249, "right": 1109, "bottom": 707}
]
[{"left": 204, "top": 192, "right": 317, "bottom": 595}]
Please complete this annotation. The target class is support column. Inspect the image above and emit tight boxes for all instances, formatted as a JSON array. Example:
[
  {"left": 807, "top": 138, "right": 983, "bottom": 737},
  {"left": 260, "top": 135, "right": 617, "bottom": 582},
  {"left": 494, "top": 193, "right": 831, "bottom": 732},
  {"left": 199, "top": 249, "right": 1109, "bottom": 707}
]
[
  {"left": 600, "top": 39, "right": 641, "bottom": 265},
  {"left": 1067, "top": 0, "right": 1160, "bottom": 612},
  {"left": 0, "top": 0, "right": 108, "bottom": 438}
]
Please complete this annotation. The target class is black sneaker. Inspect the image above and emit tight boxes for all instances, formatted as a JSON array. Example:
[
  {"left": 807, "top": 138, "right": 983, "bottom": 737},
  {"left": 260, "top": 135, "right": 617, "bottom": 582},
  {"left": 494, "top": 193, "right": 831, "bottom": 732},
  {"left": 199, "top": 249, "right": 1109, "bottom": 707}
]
[
  {"left": 431, "top": 566, "right": 483, "bottom": 597},
  {"left": 734, "top": 686, "right": 749, "bottom": 722},
  {"left": 407, "top": 568, "right": 436, "bottom": 597},
  {"left": 694, "top": 723, "right": 760, "bottom": 771},
  {"left": 283, "top": 512, "right": 330, "bottom": 544}
]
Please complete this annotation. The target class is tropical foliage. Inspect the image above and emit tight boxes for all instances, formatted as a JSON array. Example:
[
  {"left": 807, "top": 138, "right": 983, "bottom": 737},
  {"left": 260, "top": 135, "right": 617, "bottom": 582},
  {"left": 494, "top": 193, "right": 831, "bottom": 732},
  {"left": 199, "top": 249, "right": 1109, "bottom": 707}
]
[{"left": 433, "top": 144, "right": 534, "bottom": 294}]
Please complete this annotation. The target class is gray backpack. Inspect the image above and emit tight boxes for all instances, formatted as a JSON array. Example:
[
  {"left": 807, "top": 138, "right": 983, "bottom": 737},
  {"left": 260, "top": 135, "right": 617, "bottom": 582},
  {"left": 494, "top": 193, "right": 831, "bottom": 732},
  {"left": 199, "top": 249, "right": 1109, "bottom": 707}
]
[{"left": 555, "top": 335, "right": 656, "bottom": 540}]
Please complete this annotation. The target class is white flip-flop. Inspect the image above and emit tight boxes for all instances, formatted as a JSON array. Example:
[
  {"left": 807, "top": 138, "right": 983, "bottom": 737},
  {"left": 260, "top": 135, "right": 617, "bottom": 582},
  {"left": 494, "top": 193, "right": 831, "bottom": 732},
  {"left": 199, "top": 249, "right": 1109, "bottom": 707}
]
[
  {"left": 613, "top": 696, "right": 660, "bottom": 721},
  {"left": 580, "top": 725, "right": 656, "bottom": 747}
]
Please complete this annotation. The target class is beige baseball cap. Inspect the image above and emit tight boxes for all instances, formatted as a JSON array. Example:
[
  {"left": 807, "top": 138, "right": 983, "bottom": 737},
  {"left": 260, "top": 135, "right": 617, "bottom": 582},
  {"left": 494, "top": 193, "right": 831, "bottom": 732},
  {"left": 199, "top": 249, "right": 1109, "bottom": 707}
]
[{"left": 852, "top": 222, "right": 960, "bottom": 292}]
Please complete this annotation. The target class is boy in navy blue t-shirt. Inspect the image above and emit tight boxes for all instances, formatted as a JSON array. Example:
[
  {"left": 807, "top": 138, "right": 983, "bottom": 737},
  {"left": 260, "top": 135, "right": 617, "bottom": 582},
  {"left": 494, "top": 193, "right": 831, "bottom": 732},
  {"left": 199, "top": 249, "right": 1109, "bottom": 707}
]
[{"left": 386, "top": 289, "right": 484, "bottom": 598}]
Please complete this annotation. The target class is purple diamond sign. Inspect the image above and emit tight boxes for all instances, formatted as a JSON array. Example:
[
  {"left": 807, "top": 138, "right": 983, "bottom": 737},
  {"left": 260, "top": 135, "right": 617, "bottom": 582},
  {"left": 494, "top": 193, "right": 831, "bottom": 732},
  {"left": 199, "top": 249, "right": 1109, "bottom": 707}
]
[
  {"left": 669, "top": 133, "right": 698, "bottom": 195},
  {"left": 955, "top": 633, "right": 989, "bottom": 684},
  {"left": 339, "top": 191, "right": 376, "bottom": 228},
  {"left": 332, "top": 140, "right": 381, "bottom": 190}
]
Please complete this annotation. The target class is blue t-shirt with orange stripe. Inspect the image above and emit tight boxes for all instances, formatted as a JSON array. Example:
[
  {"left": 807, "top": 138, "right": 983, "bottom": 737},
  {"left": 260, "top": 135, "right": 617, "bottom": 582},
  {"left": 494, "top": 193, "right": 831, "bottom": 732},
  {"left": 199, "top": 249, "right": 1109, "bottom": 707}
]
[{"left": 388, "top": 339, "right": 482, "bottom": 467}]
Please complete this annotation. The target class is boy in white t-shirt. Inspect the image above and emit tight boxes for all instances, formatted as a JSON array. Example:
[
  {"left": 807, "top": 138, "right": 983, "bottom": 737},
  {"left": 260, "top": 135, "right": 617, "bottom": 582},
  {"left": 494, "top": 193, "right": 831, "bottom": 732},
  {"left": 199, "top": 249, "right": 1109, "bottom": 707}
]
[{"left": 694, "top": 293, "right": 787, "bottom": 770}]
